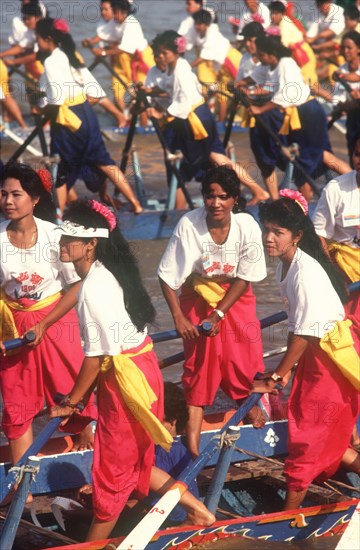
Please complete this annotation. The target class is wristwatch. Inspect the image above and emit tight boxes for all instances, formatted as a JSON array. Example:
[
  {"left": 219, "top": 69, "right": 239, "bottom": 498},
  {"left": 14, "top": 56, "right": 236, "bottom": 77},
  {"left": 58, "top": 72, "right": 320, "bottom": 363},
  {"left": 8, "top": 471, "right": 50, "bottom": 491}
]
[
  {"left": 213, "top": 308, "right": 225, "bottom": 320},
  {"left": 270, "top": 372, "right": 283, "bottom": 383}
]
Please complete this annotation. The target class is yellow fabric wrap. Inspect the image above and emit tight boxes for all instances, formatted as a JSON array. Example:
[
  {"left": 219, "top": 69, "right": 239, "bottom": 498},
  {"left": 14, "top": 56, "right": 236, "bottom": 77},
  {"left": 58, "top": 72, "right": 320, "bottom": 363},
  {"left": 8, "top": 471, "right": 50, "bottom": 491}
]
[
  {"left": 56, "top": 94, "right": 86, "bottom": 132},
  {"left": 166, "top": 102, "right": 208, "bottom": 139},
  {"left": 192, "top": 273, "right": 226, "bottom": 308},
  {"left": 101, "top": 343, "right": 173, "bottom": 452},
  {"left": 327, "top": 241, "right": 360, "bottom": 283},
  {"left": 320, "top": 319, "right": 360, "bottom": 391},
  {"left": 188, "top": 102, "right": 208, "bottom": 140},
  {"left": 0, "top": 290, "right": 61, "bottom": 341},
  {"left": 240, "top": 108, "right": 256, "bottom": 129},
  {"left": 279, "top": 106, "right": 302, "bottom": 135}
]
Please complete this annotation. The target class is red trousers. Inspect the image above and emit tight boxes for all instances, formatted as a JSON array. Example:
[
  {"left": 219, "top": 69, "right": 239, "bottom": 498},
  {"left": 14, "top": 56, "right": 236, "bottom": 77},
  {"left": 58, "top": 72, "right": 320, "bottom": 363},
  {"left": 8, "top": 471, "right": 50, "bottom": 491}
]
[
  {"left": 284, "top": 323, "right": 360, "bottom": 491},
  {"left": 0, "top": 298, "right": 97, "bottom": 439},
  {"left": 180, "top": 283, "right": 265, "bottom": 406},
  {"left": 92, "top": 337, "right": 164, "bottom": 522}
]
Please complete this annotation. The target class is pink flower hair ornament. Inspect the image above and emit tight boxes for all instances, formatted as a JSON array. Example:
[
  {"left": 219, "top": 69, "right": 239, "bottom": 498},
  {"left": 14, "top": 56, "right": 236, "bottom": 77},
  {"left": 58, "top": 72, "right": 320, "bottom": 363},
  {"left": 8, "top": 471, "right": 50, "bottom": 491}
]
[
  {"left": 279, "top": 189, "right": 308, "bottom": 215},
  {"left": 266, "top": 26, "right": 281, "bottom": 37},
  {"left": 175, "top": 36, "right": 187, "bottom": 54},
  {"left": 89, "top": 200, "right": 117, "bottom": 231},
  {"left": 53, "top": 19, "right": 70, "bottom": 34}
]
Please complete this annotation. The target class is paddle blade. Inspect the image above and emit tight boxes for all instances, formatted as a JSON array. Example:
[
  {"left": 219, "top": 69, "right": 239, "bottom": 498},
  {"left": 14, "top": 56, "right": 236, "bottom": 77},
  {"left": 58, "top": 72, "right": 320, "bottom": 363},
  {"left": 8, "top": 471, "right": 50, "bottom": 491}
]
[{"left": 116, "top": 482, "right": 187, "bottom": 550}]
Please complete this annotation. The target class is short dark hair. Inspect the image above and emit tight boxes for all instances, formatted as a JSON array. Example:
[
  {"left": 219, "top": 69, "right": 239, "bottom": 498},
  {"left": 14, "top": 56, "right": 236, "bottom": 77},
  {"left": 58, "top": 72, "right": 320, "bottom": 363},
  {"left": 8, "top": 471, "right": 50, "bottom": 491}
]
[
  {"left": 193, "top": 9, "right": 212, "bottom": 26},
  {"left": 163, "top": 382, "right": 188, "bottom": 434},
  {"left": 269, "top": 1, "right": 286, "bottom": 14},
  {"left": 344, "top": 5, "right": 360, "bottom": 21},
  {"left": 201, "top": 165, "right": 246, "bottom": 213}
]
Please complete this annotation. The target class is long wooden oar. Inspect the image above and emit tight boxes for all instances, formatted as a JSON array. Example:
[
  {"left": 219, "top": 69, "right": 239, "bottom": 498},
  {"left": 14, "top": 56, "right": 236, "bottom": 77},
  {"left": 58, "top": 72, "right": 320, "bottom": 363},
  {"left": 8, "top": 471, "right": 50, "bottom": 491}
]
[
  {"left": 8, "top": 117, "right": 49, "bottom": 162},
  {"left": 1, "top": 126, "right": 42, "bottom": 158},
  {"left": 115, "top": 391, "right": 262, "bottom": 550},
  {"left": 150, "top": 310, "right": 288, "bottom": 344}
]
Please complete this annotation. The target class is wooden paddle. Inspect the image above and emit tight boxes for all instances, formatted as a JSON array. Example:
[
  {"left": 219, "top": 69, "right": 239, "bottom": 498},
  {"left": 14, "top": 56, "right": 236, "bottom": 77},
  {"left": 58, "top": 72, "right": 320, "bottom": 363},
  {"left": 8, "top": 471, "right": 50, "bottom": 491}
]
[{"left": 115, "top": 391, "right": 262, "bottom": 550}]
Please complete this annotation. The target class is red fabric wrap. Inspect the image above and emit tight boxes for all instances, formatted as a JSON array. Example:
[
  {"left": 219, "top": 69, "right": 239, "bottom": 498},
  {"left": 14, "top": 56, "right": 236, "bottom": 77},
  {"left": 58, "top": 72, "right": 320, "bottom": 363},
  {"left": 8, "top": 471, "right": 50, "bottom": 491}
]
[
  {"left": 0, "top": 298, "right": 97, "bottom": 439},
  {"left": 179, "top": 282, "right": 265, "bottom": 405},
  {"left": 92, "top": 337, "right": 164, "bottom": 522}
]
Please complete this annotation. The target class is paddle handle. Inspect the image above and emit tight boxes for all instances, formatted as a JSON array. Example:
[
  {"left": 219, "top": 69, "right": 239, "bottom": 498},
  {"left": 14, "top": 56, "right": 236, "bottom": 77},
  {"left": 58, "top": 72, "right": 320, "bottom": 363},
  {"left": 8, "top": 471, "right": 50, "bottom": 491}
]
[
  {"left": 3, "top": 331, "right": 36, "bottom": 351},
  {"left": 333, "top": 72, "right": 353, "bottom": 94},
  {"left": 150, "top": 322, "right": 212, "bottom": 344}
]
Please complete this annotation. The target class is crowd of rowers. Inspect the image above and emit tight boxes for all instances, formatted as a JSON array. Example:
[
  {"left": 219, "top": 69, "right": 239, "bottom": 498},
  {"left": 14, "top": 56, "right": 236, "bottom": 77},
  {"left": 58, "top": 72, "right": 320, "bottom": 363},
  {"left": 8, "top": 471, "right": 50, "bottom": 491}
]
[{"left": 0, "top": 0, "right": 359, "bottom": 211}]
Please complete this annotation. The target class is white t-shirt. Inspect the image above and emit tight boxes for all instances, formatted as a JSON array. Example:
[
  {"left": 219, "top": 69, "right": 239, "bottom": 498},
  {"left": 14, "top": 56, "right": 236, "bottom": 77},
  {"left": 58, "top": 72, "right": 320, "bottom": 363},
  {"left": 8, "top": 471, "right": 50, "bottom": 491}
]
[
  {"left": 114, "top": 16, "right": 148, "bottom": 54},
  {"left": 306, "top": 3, "right": 345, "bottom": 38},
  {"left": 157, "top": 207, "right": 267, "bottom": 290},
  {"left": 0, "top": 217, "right": 80, "bottom": 300},
  {"left": 96, "top": 19, "right": 118, "bottom": 46},
  {"left": 332, "top": 62, "right": 360, "bottom": 104},
  {"left": 76, "top": 261, "right": 146, "bottom": 356},
  {"left": 276, "top": 248, "right": 345, "bottom": 338},
  {"left": 145, "top": 65, "right": 172, "bottom": 111},
  {"left": 252, "top": 57, "right": 310, "bottom": 107},
  {"left": 39, "top": 48, "right": 105, "bottom": 107},
  {"left": 312, "top": 171, "right": 360, "bottom": 248},
  {"left": 8, "top": 17, "right": 36, "bottom": 49},
  {"left": 178, "top": 16, "right": 219, "bottom": 52},
  {"left": 238, "top": 2, "right": 271, "bottom": 32},
  {"left": 167, "top": 57, "right": 204, "bottom": 119},
  {"left": 236, "top": 52, "right": 260, "bottom": 80},
  {"left": 197, "top": 25, "right": 230, "bottom": 66}
]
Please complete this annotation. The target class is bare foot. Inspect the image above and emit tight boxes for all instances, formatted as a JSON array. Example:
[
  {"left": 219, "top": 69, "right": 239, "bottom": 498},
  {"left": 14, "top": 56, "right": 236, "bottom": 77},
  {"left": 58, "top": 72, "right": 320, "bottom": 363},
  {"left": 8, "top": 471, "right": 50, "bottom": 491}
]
[
  {"left": 132, "top": 200, "right": 144, "bottom": 215},
  {"left": 247, "top": 190, "right": 270, "bottom": 206},
  {"left": 182, "top": 507, "right": 215, "bottom": 527},
  {"left": 243, "top": 405, "right": 267, "bottom": 428},
  {"left": 77, "top": 483, "right": 93, "bottom": 509},
  {"left": 72, "top": 424, "right": 94, "bottom": 452}
]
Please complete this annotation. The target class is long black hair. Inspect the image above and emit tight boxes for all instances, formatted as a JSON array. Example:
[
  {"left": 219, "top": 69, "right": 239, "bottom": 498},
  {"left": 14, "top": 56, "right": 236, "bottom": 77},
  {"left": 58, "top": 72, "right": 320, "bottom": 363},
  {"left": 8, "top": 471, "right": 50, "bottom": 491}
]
[
  {"left": 201, "top": 165, "right": 247, "bottom": 213},
  {"left": 259, "top": 197, "right": 348, "bottom": 303},
  {"left": 1, "top": 162, "right": 56, "bottom": 223},
  {"left": 62, "top": 200, "right": 155, "bottom": 331},
  {"left": 36, "top": 18, "right": 83, "bottom": 69}
]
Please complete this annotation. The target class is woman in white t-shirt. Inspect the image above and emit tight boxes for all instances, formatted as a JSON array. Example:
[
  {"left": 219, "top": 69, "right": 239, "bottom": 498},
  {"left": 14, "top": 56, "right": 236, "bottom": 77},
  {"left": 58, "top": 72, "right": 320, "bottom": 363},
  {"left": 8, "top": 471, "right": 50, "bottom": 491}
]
[
  {"left": 0, "top": 1, "right": 44, "bottom": 81},
  {"left": 35, "top": 17, "right": 142, "bottom": 214},
  {"left": 237, "top": 34, "right": 332, "bottom": 202},
  {"left": 146, "top": 30, "right": 269, "bottom": 209},
  {"left": 313, "top": 135, "right": 360, "bottom": 318},
  {"left": 92, "top": 0, "right": 154, "bottom": 119},
  {"left": 50, "top": 199, "right": 215, "bottom": 541},
  {"left": 0, "top": 163, "right": 97, "bottom": 470},
  {"left": 253, "top": 189, "right": 359, "bottom": 510},
  {"left": 158, "top": 166, "right": 267, "bottom": 458}
]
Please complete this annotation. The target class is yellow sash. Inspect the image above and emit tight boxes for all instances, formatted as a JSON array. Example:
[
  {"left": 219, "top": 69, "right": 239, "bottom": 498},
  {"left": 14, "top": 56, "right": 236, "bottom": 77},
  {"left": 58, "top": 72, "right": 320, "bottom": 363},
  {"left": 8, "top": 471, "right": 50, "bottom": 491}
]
[
  {"left": 327, "top": 241, "right": 360, "bottom": 283},
  {"left": 320, "top": 319, "right": 360, "bottom": 391},
  {"left": 279, "top": 106, "right": 302, "bottom": 135},
  {"left": 168, "top": 101, "right": 208, "bottom": 140},
  {"left": 101, "top": 343, "right": 173, "bottom": 452},
  {"left": 240, "top": 108, "right": 256, "bottom": 128},
  {"left": 56, "top": 94, "right": 86, "bottom": 132},
  {"left": 192, "top": 273, "right": 226, "bottom": 308},
  {"left": 0, "top": 290, "right": 61, "bottom": 341}
]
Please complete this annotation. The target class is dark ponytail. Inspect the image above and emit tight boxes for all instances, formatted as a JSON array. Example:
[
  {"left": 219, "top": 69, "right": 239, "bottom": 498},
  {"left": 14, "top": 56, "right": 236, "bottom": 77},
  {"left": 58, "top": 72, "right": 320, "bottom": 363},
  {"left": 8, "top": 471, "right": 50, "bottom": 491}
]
[{"left": 36, "top": 18, "right": 84, "bottom": 69}]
